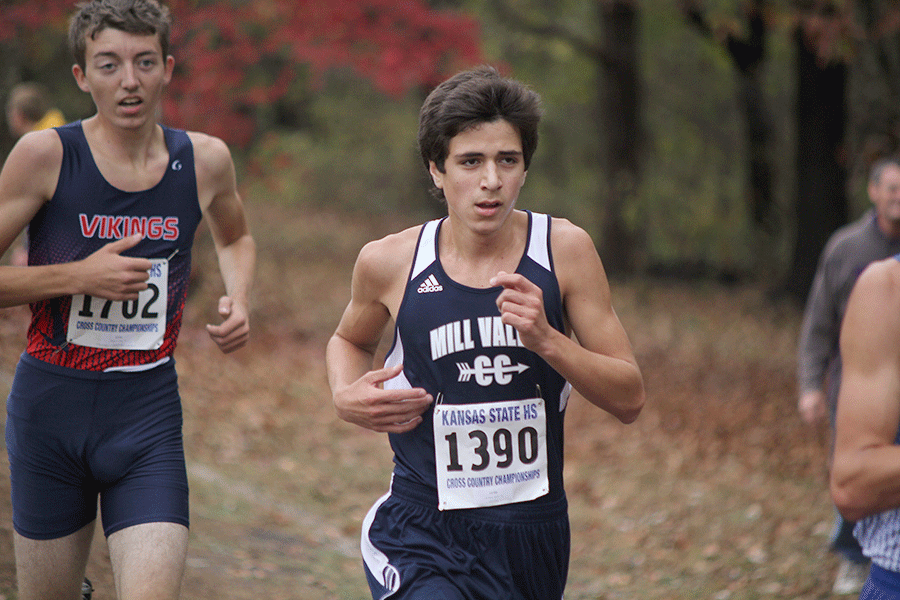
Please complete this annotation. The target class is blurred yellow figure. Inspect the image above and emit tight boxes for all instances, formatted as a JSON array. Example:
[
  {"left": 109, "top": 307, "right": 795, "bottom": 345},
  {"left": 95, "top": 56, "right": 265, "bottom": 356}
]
[
  {"left": 5, "top": 83, "right": 67, "bottom": 266},
  {"left": 6, "top": 82, "right": 66, "bottom": 137}
]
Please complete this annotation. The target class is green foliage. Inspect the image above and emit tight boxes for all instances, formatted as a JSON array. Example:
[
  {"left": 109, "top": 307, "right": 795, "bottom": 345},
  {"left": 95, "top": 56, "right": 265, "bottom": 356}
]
[
  {"left": 641, "top": 2, "right": 755, "bottom": 271},
  {"left": 643, "top": 125, "right": 751, "bottom": 267},
  {"left": 241, "top": 71, "right": 441, "bottom": 219},
  {"left": 1, "top": 0, "right": 482, "bottom": 149},
  {"left": 458, "top": 0, "right": 798, "bottom": 274},
  {"left": 4, "top": 0, "right": 878, "bottom": 277}
]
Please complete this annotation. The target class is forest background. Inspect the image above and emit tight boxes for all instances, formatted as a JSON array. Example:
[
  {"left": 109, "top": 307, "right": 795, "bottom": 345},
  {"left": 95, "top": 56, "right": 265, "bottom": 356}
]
[
  {"left": 4, "top": 0, "right": 900, "bottom": 301},
  {"left": 0, "top": 1, "right": 899, "bottom": 599}
]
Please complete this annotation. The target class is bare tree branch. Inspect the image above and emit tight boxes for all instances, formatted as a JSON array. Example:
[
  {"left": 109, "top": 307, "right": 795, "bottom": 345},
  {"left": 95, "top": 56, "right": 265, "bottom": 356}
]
[{"left": 489, "top": 0, "right": 609, "bottom": 65}]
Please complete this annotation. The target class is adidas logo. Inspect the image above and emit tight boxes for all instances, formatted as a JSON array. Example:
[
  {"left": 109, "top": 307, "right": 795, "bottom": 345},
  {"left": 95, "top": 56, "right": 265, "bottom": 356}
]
[{"left": 417, "top": 274, "right": 443, "bottom": 294}]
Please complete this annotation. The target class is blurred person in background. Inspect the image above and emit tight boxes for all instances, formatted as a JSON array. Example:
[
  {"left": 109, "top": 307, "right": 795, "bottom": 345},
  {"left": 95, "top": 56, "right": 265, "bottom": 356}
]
[
  {"left": 798, "top": 156, "right": 900, "bottom": 594},
  {"left": 6, "top": 82, "right": 67, "bottom": 138},
  {"left": 5, "top": 82, "right": 67, "bottom": 266},
  {"left": 0, "top": 1, "right": 255, "bottom": 599}
]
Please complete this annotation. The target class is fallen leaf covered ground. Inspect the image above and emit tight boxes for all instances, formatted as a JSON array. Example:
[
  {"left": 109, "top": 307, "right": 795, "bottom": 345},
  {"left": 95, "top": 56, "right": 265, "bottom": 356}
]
[{"left": 0, "top": 204, "right": 841, "bottom": 599}]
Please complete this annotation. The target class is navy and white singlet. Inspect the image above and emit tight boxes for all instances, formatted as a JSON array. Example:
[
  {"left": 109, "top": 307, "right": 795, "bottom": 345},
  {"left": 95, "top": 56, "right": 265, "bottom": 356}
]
[
  {"left": 848, "top": 252, "right": 900, "bottom": 591},
  {"left": 362, "top": 211, "right": 573, "bottom": 599},
  {"left": 383, "top": 210, "right": 571, "bottom": 506}
]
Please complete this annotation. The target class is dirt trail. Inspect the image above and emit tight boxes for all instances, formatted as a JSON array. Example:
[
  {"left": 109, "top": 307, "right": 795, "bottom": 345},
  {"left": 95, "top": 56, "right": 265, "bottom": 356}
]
[{"left": 0, "top": 207, "right": 843, "bottom": 599}]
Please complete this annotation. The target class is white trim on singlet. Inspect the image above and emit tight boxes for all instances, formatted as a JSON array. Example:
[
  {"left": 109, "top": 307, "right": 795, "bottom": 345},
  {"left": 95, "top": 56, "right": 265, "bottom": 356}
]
[
  {"left": 383, "top": 336, "right": 409, "bottom": 391},
  {"left": 383, "top": 219, "right": 437, "bottom": 391},
  {"left": 856, "top": 505, "right": 900, "bottom": 570},
  {"left": 410, "top": 220, "right": 440, "bottom": 282},
  {"left": 526, "top": 212, "right": 551, "bottom": 272},
  {"left": 413, "top": 212, "right": 551, "bottom": 281}
]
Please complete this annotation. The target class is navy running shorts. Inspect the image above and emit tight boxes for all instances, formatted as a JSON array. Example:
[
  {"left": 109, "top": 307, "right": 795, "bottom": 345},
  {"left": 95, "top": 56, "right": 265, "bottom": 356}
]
[
  {"left": 6, "top": 353, "right": 189, "bottom": 540},
  {"left": 362, "top": 476, "right": 569, "bottom": 600},
  {"left": 862, "top": 564, "right": 900, "bottom": 600}
]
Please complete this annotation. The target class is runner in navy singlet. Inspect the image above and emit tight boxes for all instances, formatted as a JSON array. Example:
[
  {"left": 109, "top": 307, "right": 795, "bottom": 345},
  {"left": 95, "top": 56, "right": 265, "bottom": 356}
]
[
  {"left": 0, "top": 2, "right": 255, "bottom": 599},
  {"left": 327, "top": 66, "right": 645, "bottom": 599},
  {"left": 833, "top": 253, "right": 900, "bottom": 600}
]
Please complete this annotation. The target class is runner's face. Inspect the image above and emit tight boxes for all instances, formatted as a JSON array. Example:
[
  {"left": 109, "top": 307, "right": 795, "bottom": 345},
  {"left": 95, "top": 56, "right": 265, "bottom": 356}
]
[
  {"left": 72, "top": 27, "right": 173, "bottom": 129},
  {"left": 430, "top": 119, "right": 527, "bottom": 234}
]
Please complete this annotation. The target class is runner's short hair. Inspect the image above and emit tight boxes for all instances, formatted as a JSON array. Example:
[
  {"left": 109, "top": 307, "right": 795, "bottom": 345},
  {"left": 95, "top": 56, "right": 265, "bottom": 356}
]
[
  {"left": 418, "top": 66, "right": 542, "bottom": 199},
  {"left": 69, "top": 0, "right": 171, "bottom": 70}
]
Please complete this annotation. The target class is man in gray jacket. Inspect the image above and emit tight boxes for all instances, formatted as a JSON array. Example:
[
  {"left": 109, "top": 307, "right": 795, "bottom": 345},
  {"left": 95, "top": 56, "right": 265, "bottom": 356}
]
[{"left": 798, "top": 156, "right": 900, "bottom": 594}]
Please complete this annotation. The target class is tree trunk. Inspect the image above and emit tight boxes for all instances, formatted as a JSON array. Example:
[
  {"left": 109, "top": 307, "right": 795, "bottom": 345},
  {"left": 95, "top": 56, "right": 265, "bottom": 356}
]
[
  {"left": 786, "top": 25, "right": 849, "bottom": 303},
  {"left": 730, "top": 0, "right": 775, "bottom": 233},
  {"left": 598, "top": 0, "right": 641, "bottom": 277},
  {"left": 682, "top": 0, "right": 775, "bottom": 235},
  {"left": 847, "top": 0, "right": 900, "bottom": 182}
]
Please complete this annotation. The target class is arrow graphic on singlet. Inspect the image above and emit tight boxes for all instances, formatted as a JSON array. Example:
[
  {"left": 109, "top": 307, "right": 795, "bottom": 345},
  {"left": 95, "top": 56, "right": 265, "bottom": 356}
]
[{"left": 456, "top": 361, "right": 530, "bottom": 382}]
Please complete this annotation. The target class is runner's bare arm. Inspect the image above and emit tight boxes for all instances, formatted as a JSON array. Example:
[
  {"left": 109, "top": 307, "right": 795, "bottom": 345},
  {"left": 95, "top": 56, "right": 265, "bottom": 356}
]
[
  {"left": 831, "top": 258, "right": 900, "bottom": 521},
  {"left": 191, "top": 132, "right": 255, "bottom": 353},
  {"left": 0, "top": 130, "right": 152, "bottom": 307},
  {"left": 491, "top": 219, "right": 644, "bottom": 423},
  {"left": 327, "top": 232, "right": 433, "bottom": 433}
]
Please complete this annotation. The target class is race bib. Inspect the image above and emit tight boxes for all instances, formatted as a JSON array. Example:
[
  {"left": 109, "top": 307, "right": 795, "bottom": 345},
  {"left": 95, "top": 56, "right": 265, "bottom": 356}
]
[
  {"left": 433, "top": 397, "right": 549, "bottom": 511},
  {"left": 67, "top": 258, "right": 168, "bottom": 350}
]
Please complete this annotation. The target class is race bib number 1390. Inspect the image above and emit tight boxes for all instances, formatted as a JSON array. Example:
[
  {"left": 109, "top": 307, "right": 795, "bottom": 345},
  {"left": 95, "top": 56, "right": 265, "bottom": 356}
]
[
  {"left": 66, "top": 258, "right": 168, "bottom": 350},
  {"left": 433, "top": 397, "right": 549, "bottom": 511}
]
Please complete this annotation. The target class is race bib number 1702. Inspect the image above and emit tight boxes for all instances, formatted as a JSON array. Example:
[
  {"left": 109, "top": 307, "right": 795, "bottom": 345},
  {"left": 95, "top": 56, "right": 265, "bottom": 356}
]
[
  {"left": 67, "top": 258, "right": 168, "bottom": 351},
  {"left": 433, "top": 397, "right": 549, "bottom": 511}
]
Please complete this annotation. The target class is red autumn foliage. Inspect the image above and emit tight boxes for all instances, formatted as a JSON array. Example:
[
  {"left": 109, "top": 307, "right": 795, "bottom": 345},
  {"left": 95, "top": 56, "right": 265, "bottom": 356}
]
[{"left": 0, "top": 0, "right": 482, "bottom": 147}]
